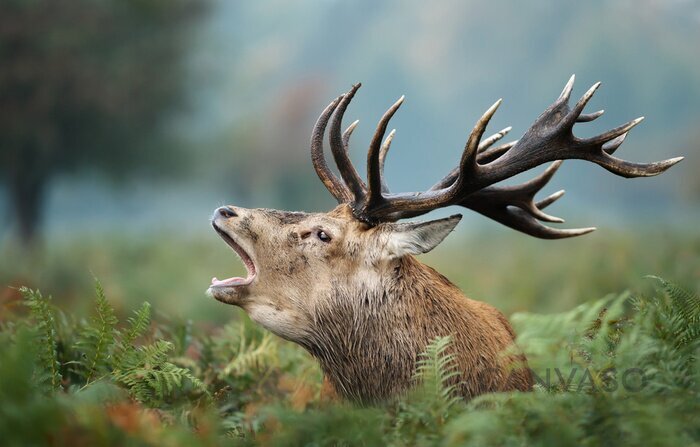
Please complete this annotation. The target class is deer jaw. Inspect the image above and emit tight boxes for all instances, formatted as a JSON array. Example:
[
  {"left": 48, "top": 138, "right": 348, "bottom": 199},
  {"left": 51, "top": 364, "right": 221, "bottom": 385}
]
[{"left": 207, "top": 205, "right": 363, "bottom": 341}]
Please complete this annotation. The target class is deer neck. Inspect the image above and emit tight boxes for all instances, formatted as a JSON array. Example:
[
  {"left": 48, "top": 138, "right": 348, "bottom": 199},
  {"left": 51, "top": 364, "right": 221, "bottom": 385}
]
[{"left": 303, "top": 256, "right": 459, "bottom": 403}]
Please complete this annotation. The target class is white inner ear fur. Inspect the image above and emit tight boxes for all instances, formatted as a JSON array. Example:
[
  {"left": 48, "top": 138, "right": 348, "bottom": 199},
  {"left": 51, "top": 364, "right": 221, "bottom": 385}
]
[{"left": 383, "top": 214, "right": 462, "bottom": 258}]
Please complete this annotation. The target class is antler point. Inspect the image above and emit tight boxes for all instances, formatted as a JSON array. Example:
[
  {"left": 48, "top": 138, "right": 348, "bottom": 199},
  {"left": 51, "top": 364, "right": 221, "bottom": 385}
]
[
  {"left": 559, "top": 75, "right": 576, "bottom": 101},
  {"left": 568, "top": 226, "right": 598, "bottom": 237},
  {"left": 486, "top": 98, "right": 503, "bottom": 115}
]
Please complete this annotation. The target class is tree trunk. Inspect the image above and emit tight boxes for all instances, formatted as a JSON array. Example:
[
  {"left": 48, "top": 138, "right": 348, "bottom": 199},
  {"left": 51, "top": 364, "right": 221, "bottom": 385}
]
[{"left": 8, "top": 156, "right": 48, "bottom": 247}]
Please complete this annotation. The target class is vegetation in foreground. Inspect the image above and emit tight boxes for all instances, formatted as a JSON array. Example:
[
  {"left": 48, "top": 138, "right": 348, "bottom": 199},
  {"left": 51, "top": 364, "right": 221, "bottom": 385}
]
[{"left": 0, "top": 276, "right": 698, "bottom": 446}]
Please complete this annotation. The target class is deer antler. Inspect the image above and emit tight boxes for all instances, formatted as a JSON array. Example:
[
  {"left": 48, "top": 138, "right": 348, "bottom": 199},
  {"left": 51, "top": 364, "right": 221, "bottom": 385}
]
[{"left": 310, "top": 77, "right": 683, "bottom": 238}]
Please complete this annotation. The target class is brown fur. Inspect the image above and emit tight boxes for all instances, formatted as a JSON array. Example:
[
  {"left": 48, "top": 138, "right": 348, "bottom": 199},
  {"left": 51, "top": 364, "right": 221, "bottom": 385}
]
[{"left": 208, "top": 204, "right": 533, "bottom": 404}]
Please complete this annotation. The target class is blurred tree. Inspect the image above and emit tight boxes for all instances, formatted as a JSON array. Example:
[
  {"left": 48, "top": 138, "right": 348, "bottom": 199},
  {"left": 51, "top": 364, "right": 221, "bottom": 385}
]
[{"left": 0, "top": 0, "right": 207, "bottom": 244}]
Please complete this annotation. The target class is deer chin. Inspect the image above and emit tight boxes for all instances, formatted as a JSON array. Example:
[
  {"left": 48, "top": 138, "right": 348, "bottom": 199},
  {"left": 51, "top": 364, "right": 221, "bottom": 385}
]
[{"left": 208, "top": 223, "right": 257, "bottom": 303}]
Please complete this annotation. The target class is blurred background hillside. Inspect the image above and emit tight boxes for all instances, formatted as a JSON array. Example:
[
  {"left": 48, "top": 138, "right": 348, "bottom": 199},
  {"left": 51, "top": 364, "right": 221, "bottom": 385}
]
[{"left": 1, "top": 0, "right": 698, "bottom": 321}]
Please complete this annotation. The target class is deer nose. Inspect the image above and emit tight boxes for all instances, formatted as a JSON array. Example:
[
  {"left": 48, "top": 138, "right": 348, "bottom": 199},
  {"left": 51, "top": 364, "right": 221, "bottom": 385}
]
[{"left": 217, "top": 206, "right": 238, "bottom": 219}]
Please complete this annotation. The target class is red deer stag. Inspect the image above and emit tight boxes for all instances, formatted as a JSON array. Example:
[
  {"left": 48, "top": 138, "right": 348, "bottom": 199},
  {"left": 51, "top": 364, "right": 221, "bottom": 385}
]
[{"left": 207, "top": 76, "right": 682, "bottom": 403}]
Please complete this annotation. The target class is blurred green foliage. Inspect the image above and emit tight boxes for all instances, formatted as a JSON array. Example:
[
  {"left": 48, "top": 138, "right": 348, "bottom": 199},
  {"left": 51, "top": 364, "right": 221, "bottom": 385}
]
[
  {"left": 0, "top": 0, "right": 207, "bottom": 242},
  {"left": 0, "top": 273, "right": 698, "bottom": 445}
]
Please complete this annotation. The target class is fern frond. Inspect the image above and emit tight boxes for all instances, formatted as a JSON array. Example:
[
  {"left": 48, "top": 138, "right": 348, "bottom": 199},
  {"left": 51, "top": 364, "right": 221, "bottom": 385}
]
[
  {"left": 412, "top": 335, "right": 461, "bottom": 412},
  {"left": 113, "top": 302, "right": 152, "bottom": 370},
  {"left": 414, "top": 335, "right": 459, "bottom": 399},
  {"left": 75, "top": 279, "right": 119, "bottom": 384},
  {"left": 647, "top": 275, "right": 700, "bottom": 322},
  {"left": 113, "top": 339, "right": 207, "bottom": 404},
  {"left": 221, "top": 328, "right": 278, "bottom": 377},
  {"left": 646, "top": 276, "right": 700, "bottom": 350},
  {"left": 124, "top": 301, "right": 152, "bottom": 346},
  {"left": 392, "top": 336, "right": 462, "bottom": 443},
  {"left": 20, "top": 287, "right": 62, "bottom": 392}
]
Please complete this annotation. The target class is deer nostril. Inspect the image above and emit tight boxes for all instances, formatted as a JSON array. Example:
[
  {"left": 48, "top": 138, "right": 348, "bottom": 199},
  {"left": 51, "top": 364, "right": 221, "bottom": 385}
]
[{"left": 218, "top": 206, "right": 237, "bottom": 219}]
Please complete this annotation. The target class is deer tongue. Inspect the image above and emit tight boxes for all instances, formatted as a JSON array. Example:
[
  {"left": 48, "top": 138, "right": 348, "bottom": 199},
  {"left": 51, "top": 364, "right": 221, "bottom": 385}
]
[{"left": 211, "top": 276, "right": 252, "bottom": 287}]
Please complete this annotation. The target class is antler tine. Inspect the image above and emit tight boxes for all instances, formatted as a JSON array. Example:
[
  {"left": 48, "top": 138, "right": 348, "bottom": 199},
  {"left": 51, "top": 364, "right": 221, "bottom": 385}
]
[
  {"left": 510, "top": 160, "right": 565, "bottom": 223},
  {"left": 536, "top": 189, "right": 565, "bottom": 209},
  {"left": 477, "top": 141, "right": 517, "bottom": 165},
  {"left": 479, "top": 207, "right": 596, "bottom": 239},
  {"left": 577, "top": 109, "right": 604, "bottom": 123},
  {"left": 366, "top": 96, "right": 404, "bottom": 207},
  {"left": 441, "top": 98, "right": 503, "bottom": 198},
  {"left": 310, "top": 97, "right": 353, "bottom": 203},
  {"left": 462, "top": 100, "right": 503, "bottom": 166},
  {"left": 568, "top": 81, "right": 601, "bottom": 122},
  {"left": 425, "top": 100, "right": 507, "bottom": 195},
  {"left": 342, "top": 120, "right": 359, "bottom": 151},
  {"left": 430, "top": 129, "right": 514, "bottom": 192},
  {"left": 590, "top": 151, "right": 683, "bottom": 178},
  {"left": 602, "top": 133, "right": 626, "bottom": 155},
  {"left": 582, "top": 116, "right": 643, "bottom": 146},
  {"left": 574, "top": 115, "right": 683, "bottom": 178},
  {"left": 330, "top": 84, "right": 367, "bottom": 200},
  {"left": 478, "top": 126, "right": 512, "bottom": 153},
  {"left": 379, "top": 129, "right": 396, "bottom": 193},
  {"left": 460, "top": 161, "right": 601, "bottom": 238},
  {"left": 557, "top": 74, "right": 576, "bottom": 103}
]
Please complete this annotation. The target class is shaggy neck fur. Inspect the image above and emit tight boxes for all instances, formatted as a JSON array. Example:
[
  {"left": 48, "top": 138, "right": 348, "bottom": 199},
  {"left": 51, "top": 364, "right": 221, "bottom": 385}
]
[{"left": 302, "top": 256, "right": 533, "bottom": 403}]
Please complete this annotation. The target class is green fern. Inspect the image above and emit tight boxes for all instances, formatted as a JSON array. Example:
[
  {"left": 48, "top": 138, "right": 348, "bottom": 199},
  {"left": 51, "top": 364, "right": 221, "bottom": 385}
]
[
  {"left": 646, "top": 275, "right": 700, "bottom": 349},
  {"left": 75, "top": 279, "right": 119, "bottom": 384},
  {"left": 124, "top": 301, "right": 152, "bottom": 346},
  {"left": 647, "top": 276, "right": 700, "bottom": 318},
  {"left": 393, "top": 336, "right": 462, "bottom": 444},
  {"left": 221, "top": 329, "right": 277, "bottom": 377},
  {"left": 112, "top": 301, "right": 151, "bottom": 369},
  {"left": 20, "top": 287, "right": 62, "bottom": 392},
  {"left": 413, "top": 335, "right": 460, "bottom": 404},
  {"left": 114, "top": 339, "right": 207, "bottom": 404}
]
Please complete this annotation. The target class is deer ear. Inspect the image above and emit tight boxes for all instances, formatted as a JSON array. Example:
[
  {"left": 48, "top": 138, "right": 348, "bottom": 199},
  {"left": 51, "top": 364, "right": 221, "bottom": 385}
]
[{"left": 383, "top": 214, "right": 462, "bottom": 258}]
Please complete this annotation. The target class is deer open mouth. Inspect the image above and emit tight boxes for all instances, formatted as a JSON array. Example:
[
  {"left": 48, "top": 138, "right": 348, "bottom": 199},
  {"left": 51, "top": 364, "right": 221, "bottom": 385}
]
[{"left": 210, "top": 223, "right": 257, "bottom": 288}]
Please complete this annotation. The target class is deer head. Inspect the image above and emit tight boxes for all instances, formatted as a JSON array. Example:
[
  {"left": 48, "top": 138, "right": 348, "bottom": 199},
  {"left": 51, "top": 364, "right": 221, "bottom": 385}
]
[{"left": 207, "top": 77, "right": 681, "bottom": 402}]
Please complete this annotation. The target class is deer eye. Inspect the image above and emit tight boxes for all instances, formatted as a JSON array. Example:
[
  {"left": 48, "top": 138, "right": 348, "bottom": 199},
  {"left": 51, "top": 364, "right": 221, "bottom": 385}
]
[{"left": 316, "top": 230, "right": 332, "bottom": 243}]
